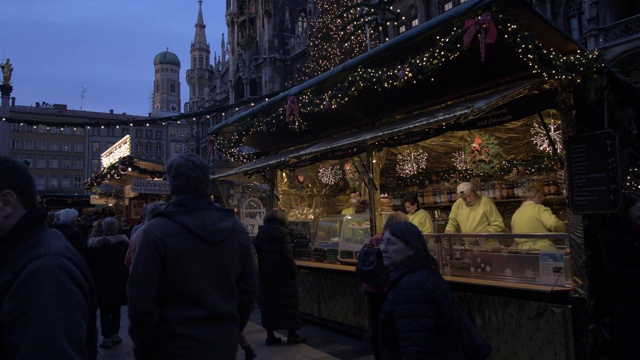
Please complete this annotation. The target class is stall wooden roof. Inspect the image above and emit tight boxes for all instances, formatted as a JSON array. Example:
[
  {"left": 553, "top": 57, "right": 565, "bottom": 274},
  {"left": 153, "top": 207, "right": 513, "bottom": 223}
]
[{"left": 210, "top": 0, "right": 590, "bottom": 178}]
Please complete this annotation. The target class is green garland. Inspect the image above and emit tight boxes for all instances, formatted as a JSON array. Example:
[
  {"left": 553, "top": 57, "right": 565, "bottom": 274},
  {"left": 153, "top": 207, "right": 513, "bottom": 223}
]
[{"left": 83, "top": 155, "right": 165, "bottom": 190}]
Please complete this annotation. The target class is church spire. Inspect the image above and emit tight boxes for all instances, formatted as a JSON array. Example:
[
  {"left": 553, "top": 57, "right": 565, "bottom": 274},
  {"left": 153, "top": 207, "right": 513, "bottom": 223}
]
[{"left": 193, "top": 0, "right": 208, "bottom": 48}]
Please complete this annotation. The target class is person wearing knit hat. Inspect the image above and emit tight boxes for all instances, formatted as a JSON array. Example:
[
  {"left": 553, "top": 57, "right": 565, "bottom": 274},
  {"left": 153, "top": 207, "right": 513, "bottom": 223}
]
[{"left": 444, "top": 181, "right": 505, "bottom": 246}]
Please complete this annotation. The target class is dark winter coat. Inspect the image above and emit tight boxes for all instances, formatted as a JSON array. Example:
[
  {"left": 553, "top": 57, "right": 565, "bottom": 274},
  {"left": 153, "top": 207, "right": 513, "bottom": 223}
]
[
  {"left": 86, "top": 234, "right": 129, "bottom": 308},
  {"left": 601, "top": 217, "right": 640, "bottom": 358},
  {"left": 0, "top": 209, "right": 97, "bottom": 359},
  {"left": 52, "top": 223, "right": 87, "bottom": 256},
  {"left": 254, "top": 217, "right": 301, "bottom": 331},
  {"left": 127, "top": 194, "right": 257, "bottom": 360},
  {"left": 379, "top": 254, "right": 465, "bottom": 360}
]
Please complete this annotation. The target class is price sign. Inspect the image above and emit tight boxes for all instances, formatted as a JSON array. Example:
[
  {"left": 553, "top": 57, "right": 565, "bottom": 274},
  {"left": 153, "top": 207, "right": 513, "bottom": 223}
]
[{"left": 566, "top": 130, "right": 621, "bottom": 213}]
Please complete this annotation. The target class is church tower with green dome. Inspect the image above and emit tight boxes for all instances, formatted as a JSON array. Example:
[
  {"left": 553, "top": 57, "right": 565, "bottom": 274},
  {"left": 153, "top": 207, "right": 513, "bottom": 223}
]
[{"left": 152, "top": 48, "right": 181, "bottom": 114}]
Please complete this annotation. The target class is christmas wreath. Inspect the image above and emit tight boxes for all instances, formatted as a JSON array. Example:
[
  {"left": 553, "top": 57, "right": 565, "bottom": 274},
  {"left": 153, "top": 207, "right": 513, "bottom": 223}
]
[{"left": 465, "top": 133, "right": 504, "bottom": 175}]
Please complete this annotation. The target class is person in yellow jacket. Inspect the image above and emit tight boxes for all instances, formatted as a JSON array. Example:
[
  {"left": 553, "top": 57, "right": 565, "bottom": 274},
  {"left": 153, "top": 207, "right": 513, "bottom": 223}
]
[
  {"left": 511, "top": 186, "right": 565, "bottom": 250},
  {"left": 403, "top": 194, "right": 433, "bottom": 234},
  {"left": 341, "top": 197, "right": 358, "bottom": 215},
  {"left": 444, "top": 182, "right": 505, "bottom": 246}
]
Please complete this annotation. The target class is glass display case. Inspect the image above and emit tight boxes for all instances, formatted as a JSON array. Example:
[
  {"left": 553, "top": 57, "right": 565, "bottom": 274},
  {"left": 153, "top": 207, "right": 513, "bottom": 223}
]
[
  {"left": 289, "top": 220, "right": 315, "bottom": 261},
  {"left": 311, "top": 213, "right": 371, "bottom": 264},
  {"left": 338, "top": 212, "right": 372, "bottom": 264},
  {"left": 425, "top": 233, "right": 572, "bottom": 288}
]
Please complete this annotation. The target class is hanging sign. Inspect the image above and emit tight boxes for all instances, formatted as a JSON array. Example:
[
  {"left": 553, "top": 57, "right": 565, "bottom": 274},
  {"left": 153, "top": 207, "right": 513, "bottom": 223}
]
[
  {"left": 566, "top": 130, "right": 621, "bottom": 213},
  {"left": 131, "top": 179, "right": 171, "bottom": 194}
]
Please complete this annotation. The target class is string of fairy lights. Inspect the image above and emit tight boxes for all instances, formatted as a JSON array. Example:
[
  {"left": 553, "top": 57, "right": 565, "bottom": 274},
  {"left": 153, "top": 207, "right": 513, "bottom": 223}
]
[{"left": 210, "top": 12, "right": 604, "bottom": 161}]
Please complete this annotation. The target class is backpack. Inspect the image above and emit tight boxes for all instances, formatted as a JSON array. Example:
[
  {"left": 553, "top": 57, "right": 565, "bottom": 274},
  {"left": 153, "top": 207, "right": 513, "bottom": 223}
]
[{"left": 356, "top": 244, "right": 389, "bottom": 287}]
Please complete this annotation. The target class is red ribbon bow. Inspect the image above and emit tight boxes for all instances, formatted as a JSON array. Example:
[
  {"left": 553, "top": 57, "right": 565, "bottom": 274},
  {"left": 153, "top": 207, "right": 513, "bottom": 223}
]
[
  {"left": 285, "top": 95, "right": 300, "bottom": 121},
  {"left": 463, "top": 12, "right": 497, "bottom": 62}
]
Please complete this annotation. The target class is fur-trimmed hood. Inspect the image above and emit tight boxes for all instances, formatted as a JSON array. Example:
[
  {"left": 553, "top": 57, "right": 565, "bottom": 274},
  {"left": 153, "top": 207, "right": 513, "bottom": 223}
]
[{"left": 87, "top": 234, "right": 129, "bottom": 249}]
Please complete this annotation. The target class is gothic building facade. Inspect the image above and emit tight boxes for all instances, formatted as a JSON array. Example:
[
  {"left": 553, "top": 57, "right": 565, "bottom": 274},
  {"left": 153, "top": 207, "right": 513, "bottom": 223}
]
[{"left": 185, "top": 0, "right": 640, "bottom": 170}]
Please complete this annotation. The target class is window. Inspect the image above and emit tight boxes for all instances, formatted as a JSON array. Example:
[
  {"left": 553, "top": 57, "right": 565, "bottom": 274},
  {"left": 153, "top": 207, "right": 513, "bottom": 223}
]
[
  {"left": 398, "top": 24, "right": 406, "bottom": 34},
  {"left": 51, "top": 141, "right": 60, "bottom": 151},
  {"left": 411, "top": 18, "right": 419, "bottom": 28},
  {"left": 61, "top": 175, "right": 71, "bottom": 189},
  {"left": 91, "top": 159, "right": 101, "bottom": 173},
  {"left": 50, "top": 157, "right": 59, "bottom": 169},
  {"left": 566, "top": 2, "right": 586, "bottom": 40},
  {"left": 11, "top": 139, "right": 19, "bottom": 149},
  {"left": 443, "top": 1, "right": 453, "bottom": 11},
  {"left": 36, "top": 175, "right": 45, "bottom": 190},
  {"left": 91, "top": 127, "right": 100, "bottom": 136},
  {"left": 26, "top": 125, "right": 33, "bottom": 132},
  {"left": 146, "top": 145, "right": 152, "bottom": 155},
  {"left": 37, "top": 140, "right": 47, "bottom": 151},
  {"left": 74, "top": 143, "right": 83, "bottom": 152},
  {"left": 36, "top": 156, "right": 46, "bottom": 169},
  {"left": 169, "top": 128, "right": 177, "bottom": 137},
  {"left": 50, "top": 127, "right": 59, "bottom": 134},
  {"left": 155, "top": 130, "right": 163, "bottom": 140},
  {"left": 74, "top": 176, "right": 82, "bottom": 190},
  {"left": 108, "top": 127, "right": 116, "bottom": 137},
  {"left": 62, "top": 142, "right": 71, "bottom": 152},
  {"left": 156, "top": 145, "right": 163, "bottom": 156},
  {"left": 62, "top": 157, "right": 71, "bottom": 169},
  {"left": 179, "top": 129, "right": 185, "bottom": 138},
  {"left": 121, "top": 128, "right": 129, "bottom": 137},
  {"left": 49, "top": 174, "right": 58, "bottom": 189},
  {"left": 92, "top": 142, "right": 100, "bottom": 153},
  {"left": 170, "top": 83, "right": 176, "bottom": 94},
  {"left": 10, "top": 123, "right": 19, "bottom": 131},
  {"left": 75, "top": 127, "right": 83, "bottom": 135},
  {"left": 74, "top": 157, "right": 83, "bottom": 170},
  {"left": 24, "top": 139, "right": 33, "bottom": 150},
  {"left": 136, "top": 129, "right": 143, "bottom": 138},
  {"left": 136, "top": 144, "right": 142, "bottom": 155},
  {"left": 106, "top": 142, "right": 114, "bottom": 150},
  {"left": 175, "top": 144, "right": 182, "bottom": 153},
  {"left": 297, "top": 12, "right": 308, "bottom": 35},
  {"left": 37, "top": 125, "right": 47, "bottom": 133}
]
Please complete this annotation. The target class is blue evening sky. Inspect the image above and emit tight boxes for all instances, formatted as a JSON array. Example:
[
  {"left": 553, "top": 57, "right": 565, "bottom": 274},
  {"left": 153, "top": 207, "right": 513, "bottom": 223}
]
[{"left": 0, "top": 0, "right": 227, "bottom": 116}]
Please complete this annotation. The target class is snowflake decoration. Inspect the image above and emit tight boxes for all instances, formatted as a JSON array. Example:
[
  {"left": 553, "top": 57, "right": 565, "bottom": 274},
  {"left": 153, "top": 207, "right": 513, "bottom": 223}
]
[
  {"left": 318, "top": 164, "right": 342, "bottom": 185},
  {"left": 524, "top": 268, "right": 534, "bottom": 278},
  {"left": 453, "top": 150, "right": 467, "bottom": 170},
  {"left": 531, "top": 119, "right": 562, "bottom": 153},
  {"left": 396, "top": 149, "right": 428, "bottom": 177}
]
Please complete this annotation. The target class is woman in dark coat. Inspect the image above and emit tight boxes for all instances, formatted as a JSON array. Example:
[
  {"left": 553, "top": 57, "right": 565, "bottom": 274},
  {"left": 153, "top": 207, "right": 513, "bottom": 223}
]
[
  {"left": 378, "top": 222, "right": 465, "bottom": 359},
  {"left": 255, "top": 209, "right": 306, "bottom": 345},
  {"left": 86, "top": 217, "right": 129, "bottom": 349}
]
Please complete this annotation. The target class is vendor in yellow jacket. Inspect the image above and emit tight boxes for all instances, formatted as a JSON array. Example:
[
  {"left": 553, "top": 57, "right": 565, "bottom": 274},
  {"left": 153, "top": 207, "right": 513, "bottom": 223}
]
[
  {"left": 511, "top": 185, "right": 565, "bottom": 250},
  {"left": 403, "top": 194, "right": 433, "bottom": 234},
  {"left": 444, "top": 182, "right": 505, "bottom": 246}
]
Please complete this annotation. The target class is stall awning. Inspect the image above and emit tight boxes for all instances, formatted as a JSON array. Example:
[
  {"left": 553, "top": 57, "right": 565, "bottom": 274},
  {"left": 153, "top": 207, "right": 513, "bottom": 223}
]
[{"left": 212, "top": 79, "right": 555, "bottom": 180}]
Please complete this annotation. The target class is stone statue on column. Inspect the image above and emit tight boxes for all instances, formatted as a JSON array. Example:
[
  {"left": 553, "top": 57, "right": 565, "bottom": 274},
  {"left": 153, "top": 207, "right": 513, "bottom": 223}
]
[{"left": 1, "top": 58, "right": 13, "bottom": 85}]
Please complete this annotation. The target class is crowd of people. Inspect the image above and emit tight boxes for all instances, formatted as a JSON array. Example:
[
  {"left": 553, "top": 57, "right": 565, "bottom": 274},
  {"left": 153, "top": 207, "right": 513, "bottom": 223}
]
[{"left": 2, "top": 153, "right": 638, "bottom": 359}]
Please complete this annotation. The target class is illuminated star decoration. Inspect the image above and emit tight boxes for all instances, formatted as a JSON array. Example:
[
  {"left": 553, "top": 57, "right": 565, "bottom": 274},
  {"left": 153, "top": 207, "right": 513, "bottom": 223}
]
[
  {"left": 453, "top": 150, "right": 467, "bottom": 170},
  {"left": 318, "top": 164, "right": 342, "bottom": 185},
  {"left": 531, "top": 119, "right": 562, "bottom": 153},
  {"left": 396, "top": 149, "right": 428, "bottom": 177}
]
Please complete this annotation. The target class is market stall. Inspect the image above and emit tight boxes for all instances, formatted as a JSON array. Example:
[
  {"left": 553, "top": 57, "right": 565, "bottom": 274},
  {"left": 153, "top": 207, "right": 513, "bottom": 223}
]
[{"left": 209, "top": 0, "right": 640, "bottom": 358}]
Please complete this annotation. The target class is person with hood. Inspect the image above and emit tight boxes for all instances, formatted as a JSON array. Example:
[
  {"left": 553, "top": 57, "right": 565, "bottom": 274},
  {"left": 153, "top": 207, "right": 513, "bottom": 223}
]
[
  {"left": 378, "top": 221, "right": 466, "bottom": 359},
  {"left": 255, "top": 209, "right": 306, "bottom": 346},
  {"left": 86, "top": 217, "right": 129, "bottom": 349},
  {"left": 127, "top": 153, "right": 257, "bottom": 360}
]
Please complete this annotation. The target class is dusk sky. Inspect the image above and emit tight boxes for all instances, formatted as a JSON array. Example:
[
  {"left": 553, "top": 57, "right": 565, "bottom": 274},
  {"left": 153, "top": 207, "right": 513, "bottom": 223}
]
[{"left": 1, "top": 0, "right": 227, "bottom": 116}]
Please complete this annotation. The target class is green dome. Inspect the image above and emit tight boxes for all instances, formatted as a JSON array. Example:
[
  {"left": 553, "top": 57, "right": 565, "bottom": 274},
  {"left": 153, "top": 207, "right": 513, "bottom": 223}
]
[{"left": 153, "top": 50, "right": 181, "bottom": 67}]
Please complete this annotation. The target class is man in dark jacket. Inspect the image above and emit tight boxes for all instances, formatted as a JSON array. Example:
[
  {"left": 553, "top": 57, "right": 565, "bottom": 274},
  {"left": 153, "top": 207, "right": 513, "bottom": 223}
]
[
  {"left": 0, "top": 156, "right": 97, "bottom": 359},
  {"left": 128, "top": 153, "right": 257, "bottom": 360}
]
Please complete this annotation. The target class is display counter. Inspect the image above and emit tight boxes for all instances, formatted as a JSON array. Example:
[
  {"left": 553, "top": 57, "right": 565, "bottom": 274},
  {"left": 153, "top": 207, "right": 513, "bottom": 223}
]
[{"left": 295, "top": 232, "right": 577, "bottom": 359}]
